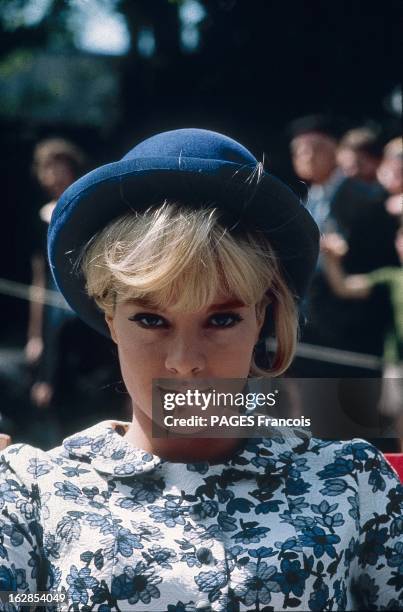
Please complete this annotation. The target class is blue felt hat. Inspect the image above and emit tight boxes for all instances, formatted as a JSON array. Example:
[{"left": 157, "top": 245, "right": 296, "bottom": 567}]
[{"left": 48, "top": 128, "right": 319, "bottom": 337}]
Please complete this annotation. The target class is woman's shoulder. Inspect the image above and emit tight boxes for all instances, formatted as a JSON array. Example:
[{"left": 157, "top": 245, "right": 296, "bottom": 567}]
[
  {"left": 0, "top": 441, "right": 62, "bottom": 491},
  {"left": 266, "top": 428, "right": 401, "bottom": 490},
  {"left": 263, "top": 430, "right": 402, "bottom": 534},
  {"left": 304, "top": 435, "right": 402, "bottom": 508},
  {"left": 301, "top": 434, "right": 399, "bottom": 480},
  {"left": 0, "top": 419, "right": 124, "bottom": 487}
]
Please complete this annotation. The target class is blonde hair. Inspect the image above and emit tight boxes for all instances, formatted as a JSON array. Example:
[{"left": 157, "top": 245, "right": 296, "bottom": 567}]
[{"left": 80, "top": 202, "right": 299, "bottom": 376}]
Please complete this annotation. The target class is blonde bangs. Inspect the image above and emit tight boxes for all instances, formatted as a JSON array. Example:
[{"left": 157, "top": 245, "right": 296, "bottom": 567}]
[{"left": 82, "top": 202, "right": 275, "bottom": 313}]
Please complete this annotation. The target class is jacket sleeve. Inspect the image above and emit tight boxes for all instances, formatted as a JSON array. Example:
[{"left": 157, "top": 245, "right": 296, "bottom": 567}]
[
  {"left": 351, "top": 439, "right": 403, "bottom": 611},
  {"left": 0, "top": 445, "right": 47, "bottom": 609}
]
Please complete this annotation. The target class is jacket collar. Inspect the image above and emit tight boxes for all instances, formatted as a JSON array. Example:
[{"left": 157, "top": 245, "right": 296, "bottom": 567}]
[{"left": 61, "top": 419, "right": 312, "bottom": 479}]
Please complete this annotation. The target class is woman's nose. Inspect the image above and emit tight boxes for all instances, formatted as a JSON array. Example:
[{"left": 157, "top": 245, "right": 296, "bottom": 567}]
[{"left": 165, "top": 337, "right": 206, "bottom": 375}]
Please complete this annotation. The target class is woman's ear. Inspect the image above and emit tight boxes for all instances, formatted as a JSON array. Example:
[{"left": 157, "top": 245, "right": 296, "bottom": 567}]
[{"left": 105, "top": 313, "right": 118, "bottom": 344}]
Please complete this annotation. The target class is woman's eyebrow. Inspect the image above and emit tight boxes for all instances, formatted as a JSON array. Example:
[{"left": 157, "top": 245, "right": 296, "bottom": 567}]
[
  {"left": 125, "top": 298, "right": 246, "bottom": 311},
  {"left": 207, "top": 299, "right": 246, "bottom": 312}
]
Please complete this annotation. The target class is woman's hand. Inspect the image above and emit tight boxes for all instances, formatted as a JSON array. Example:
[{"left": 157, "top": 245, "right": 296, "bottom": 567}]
[
  {"left": 320, "top": 233, "right": 349, "bottom": 259},
  {"left": 0, "top": 434, "right": 12, "bottom": 450}
]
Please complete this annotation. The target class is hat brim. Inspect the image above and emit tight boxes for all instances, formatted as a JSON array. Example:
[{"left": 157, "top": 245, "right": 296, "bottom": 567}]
[{"left": 48, "top": 156, "right": 319, "bottom": 337}]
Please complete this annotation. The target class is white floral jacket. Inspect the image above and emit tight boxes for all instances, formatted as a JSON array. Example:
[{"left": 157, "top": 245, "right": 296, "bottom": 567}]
[{"left": 0, "top": 419, "right": 402, "bottom": 611}]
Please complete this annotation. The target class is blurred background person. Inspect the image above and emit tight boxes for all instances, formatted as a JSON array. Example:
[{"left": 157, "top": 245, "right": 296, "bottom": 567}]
[
  {"left": 377, "top": 136, "right": 403, "bottom": 217},
  {"left": 27, "top": 138, "right": 87, "bottom": 403},
  {"left": 336, "top": 126, "right": 383, "bottom": 184},
  {"left": 321, "top": 227, "right": 403, "bottom": 451},
  {"left": 23, "top": 138, "right": 128, "bottom": 448},
  {"left": 288, "top": 114, "right": 399, "bottom": 378},
  {"left": 22, "top": 138, "right": 87, "bottom": 446},
  {"left": 289, "top": 114, "right": 344, "bottom": 234}
]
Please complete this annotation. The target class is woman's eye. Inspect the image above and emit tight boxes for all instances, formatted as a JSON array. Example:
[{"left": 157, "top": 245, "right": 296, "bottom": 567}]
[
  {"left": 129, "top": 313, "right": 167, "bottom": 328},
  {"left": 208, "top": 313, "right": 243, "bottom": 328}
]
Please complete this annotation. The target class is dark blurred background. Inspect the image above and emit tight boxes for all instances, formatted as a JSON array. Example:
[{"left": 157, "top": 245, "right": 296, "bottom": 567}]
[{"left": 0, "top": 0, "right": 401, "bottom": 450}]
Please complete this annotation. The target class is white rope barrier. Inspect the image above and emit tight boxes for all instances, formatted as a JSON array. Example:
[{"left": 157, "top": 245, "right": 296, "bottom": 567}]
[
  {"left": 0, "top": 278, "right": 71, "bottom": 310},
  {"left": 267, "top": 338, "right": 382, "bottom": 370}
]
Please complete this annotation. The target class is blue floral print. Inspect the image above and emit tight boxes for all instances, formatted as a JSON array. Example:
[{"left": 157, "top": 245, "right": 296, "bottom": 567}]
[{"left": 0, "top": 419, "right": 401, "bottom": 611}]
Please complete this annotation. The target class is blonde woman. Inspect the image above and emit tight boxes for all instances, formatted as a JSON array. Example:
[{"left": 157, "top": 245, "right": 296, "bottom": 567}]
[{"left": 0, "top": 129, "right": 401, "bottom": 611}]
